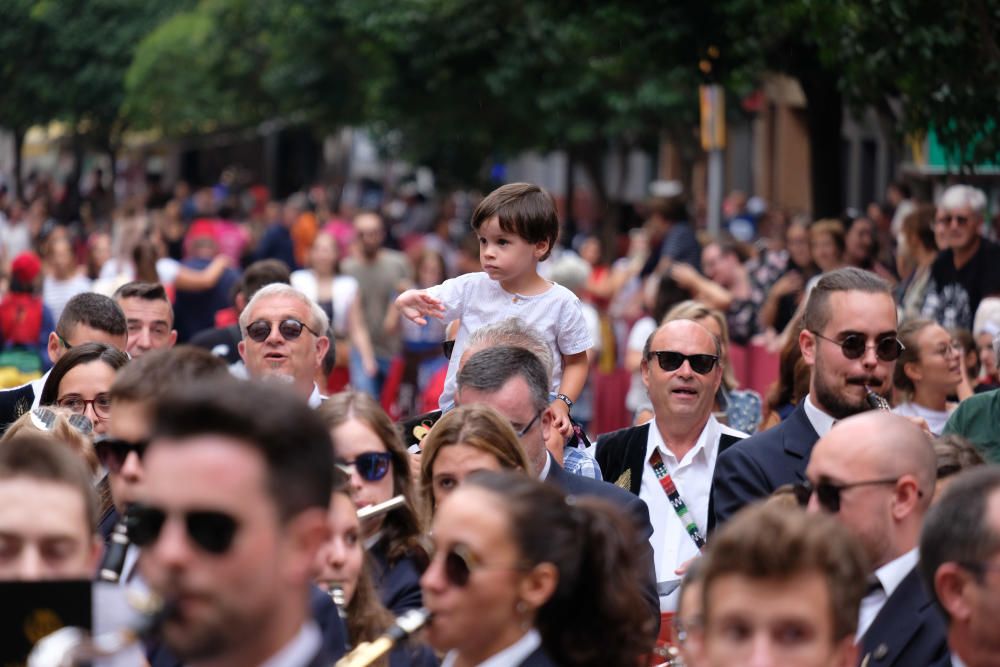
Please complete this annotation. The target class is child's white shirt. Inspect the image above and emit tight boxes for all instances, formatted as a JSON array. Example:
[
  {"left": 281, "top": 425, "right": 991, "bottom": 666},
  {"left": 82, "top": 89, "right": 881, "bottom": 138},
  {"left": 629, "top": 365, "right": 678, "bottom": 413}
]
[{"left": 426, "top": 272, "right": 593, "bottom": 411}]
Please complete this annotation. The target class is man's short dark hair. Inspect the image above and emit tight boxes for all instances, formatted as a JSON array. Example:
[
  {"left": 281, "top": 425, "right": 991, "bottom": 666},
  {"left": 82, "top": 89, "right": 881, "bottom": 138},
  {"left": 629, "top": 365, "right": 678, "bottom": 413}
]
[
  {"left": 646, "top": 195, "right": 689, "bottom": 223},
  {"left": 701, "top": 503, "right": 868, "bottom": 643},
  {"left": 802, "top": 267, "right": 893, "bottom": 333},
  {"left": 471, "top": 183, "right": 559, "bottom": 261},
  {"left": 113, "top": 281, "right": 170, "bottom": 304},
  {"left": 457, "top": 345, "right": 550, "bottom": 412},
  {"left": 57, "top": 292, "right": 127, "bottom": 339},
  {"left": 919, "top": 467, "right": 1000, "bottom": 621},
  {"left": 0, "top": 432, "right": 98, "bottom": 531},
  {"left": 151, "top": 378, "right": 333, "bottom": 520},
  {"left": 111, "top": 346, "right": 229, "bottom": 404},
  {"left": 240, "top": 259, "right": 291, "bottom": 302}
]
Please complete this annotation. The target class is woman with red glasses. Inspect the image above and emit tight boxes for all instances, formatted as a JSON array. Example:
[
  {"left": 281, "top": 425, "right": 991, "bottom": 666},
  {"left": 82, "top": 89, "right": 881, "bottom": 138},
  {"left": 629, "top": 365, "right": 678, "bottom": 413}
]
[
  {"left": 422, "top": 470, "right": 654, "bottom": 667},
  {"left": 38, "top": 342, "right": 128, "bottom": 437},
  {"left": 318, "top": 391, "right": 427, "bottom": 616}
]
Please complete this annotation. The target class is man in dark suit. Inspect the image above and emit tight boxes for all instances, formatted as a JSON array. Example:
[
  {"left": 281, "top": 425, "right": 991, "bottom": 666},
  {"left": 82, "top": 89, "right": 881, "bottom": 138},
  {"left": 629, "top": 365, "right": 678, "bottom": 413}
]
[
  {"left": 0, "top": 292, "right": 127, "bottom": 431},
  {"left": 804, "top": 412, "right": 947, "bottom": 667},
  {"left": 713, "top": 267, "right": 900, "bottom": 524},
  {"left": 595, "top": 319, "right": 746, "bottom": 613},
  {"left": 136, "top": 378, "right": 340, "bottom": 667},
  {"left": 920, "top": 467, "right": 1000, "bottom": 667},
  {"left": 455, "top": 345, "right": 660, "bottom": 627}
]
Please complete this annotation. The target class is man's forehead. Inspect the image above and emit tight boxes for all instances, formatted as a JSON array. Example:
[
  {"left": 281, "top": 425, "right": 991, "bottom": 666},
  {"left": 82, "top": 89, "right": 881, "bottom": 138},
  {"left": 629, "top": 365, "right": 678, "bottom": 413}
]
[
  {"left": 120, "top": 297, "right": 171, "bottom": 320},
  {"left": 145, "top": 436, "right": 267, "bottom": 497},
  {"left": 248, "top": 295, "right": 310, "bottom": 320},
  {"left": 66, "top": 323, "right": 127, "bottom": 349},
  {"left": 457, "top": 377, "right": 534, "bottom": 417},
  {"left": 652, "top": 321, "right": 716, "bottom": 353},
  {"left": 825, "top": 291, "right": 896, "bottom": 330}
]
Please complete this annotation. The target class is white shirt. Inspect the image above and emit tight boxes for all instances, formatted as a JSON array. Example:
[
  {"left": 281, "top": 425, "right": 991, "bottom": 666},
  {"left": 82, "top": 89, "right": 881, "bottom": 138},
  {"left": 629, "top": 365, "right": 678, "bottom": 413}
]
[
  {"left": 538, "top": 452, "right": 553, "bottom": 481},
  {"left": 259, "top": 622, "right": 322, "bottom": 667},
  {"left": 308, "top": 383, "right": 326, "bottom": 408},
  {"left": 640, "top": 415, "right": 747, "bottom": 611},
  {"left": 441, "top": 628, "right": 541, "bottom": 667},
  {"left": 856, "top": 548, "right": 919, "bottom": 640},
  {"left": 952, "top": 653, "right": 968, "bottom": 667},
  {"left": 893, "top": 401, "right": 954, "bottom": 435},
  {"left": 427, "top": 272, "right": 593, "bottom": 410},
  {"left": 803, "top": 393, "right": 837, "bottom": 438}
]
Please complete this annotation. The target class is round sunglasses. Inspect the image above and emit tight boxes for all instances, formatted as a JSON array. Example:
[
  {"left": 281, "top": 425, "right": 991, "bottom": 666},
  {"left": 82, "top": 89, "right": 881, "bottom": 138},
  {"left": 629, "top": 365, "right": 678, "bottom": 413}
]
[
  {"left": 127, "top": 504, "right": 239, "bottom": 555},
  {"left": 335, "top": 452, "right": 392, "bottom": 482},
  {"left": 810, "top": 331, "right": 904, "bottom": 363},
  {"left": 648, "top": 351, "right": 719, "bottom": 375},
  {"left": 246, "top": 318, "right": 320, "bottom": 343},
  {"left": 423, "top": 542, "right": 529, "bottom": 587}
]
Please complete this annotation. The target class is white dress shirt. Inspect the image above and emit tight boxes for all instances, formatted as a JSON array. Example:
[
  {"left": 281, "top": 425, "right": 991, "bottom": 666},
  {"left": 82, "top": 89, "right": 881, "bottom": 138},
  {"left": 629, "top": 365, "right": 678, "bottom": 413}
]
[
  {"left": 259, "top": 622, "right": 322, "bottom": 667},
  {"left": 952, "top": 653, "right": 968, "bottom": 667},
  {"left": 803, "top": 393, "right": 837, "bottom": 438},
  {"left": 640, "top": 415, "right": 746, "bottom": 611},
  {"left": 308, "top": 383, "right": 327, "bottom": 408},
  {"left": 538, "top": 452, "right": 553, "bottom": 481},
  {"left": 856, "top": 548, "right": 919, "bottom": 640},
  {"left": 441, "top": 628, "right": 541, "bottom": 667}
]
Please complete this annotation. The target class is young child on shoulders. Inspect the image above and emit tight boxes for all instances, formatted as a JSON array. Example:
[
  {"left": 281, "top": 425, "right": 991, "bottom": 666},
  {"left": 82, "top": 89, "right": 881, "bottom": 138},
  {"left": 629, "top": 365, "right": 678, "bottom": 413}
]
[{"left": 395, "top": 182, "right": 592, "bottom": 436}]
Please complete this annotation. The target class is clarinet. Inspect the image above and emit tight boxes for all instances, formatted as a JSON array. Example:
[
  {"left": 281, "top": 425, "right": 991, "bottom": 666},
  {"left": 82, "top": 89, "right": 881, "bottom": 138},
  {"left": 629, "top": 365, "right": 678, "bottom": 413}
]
[
  {"left": 864, "top": 385, "right": 891, "bottom": 411},
  {"left": 98, "top": 513, "right": 131, "bottom": 583},
  {"left": 334, "top": 608, "right": 430, "bottom": 667}
]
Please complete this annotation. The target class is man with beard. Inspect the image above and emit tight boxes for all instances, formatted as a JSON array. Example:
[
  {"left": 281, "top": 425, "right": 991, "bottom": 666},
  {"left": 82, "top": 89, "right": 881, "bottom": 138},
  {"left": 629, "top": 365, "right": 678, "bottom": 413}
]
[{"left": 713, "top": 267, "right": 900, "bottom": 524}]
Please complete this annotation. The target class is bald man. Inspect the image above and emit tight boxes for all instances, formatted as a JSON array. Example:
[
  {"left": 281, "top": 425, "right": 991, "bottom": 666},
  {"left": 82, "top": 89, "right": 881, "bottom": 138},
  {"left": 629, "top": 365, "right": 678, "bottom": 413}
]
[
  {"left": 800, "top": 412, "right": 948, "bottom": 667},
  {"left": 596, "top": 319, "right": 747, "bottom": 614}
]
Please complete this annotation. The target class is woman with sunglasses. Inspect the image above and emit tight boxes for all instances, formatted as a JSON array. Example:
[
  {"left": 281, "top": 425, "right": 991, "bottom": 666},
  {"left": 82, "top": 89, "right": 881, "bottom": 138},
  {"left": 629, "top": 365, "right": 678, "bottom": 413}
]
[
  {"left": 318, "top": 391, "right": 427, "bottom": 616},
  {"left": 892, "top": 319, "right": 973, "bottom": 434},
  {"left": 38, "top": 342, "right": 128, "bottom": 436},
  {"left": 419, "top": 404, "right": 531, "bottom": 518},
  {"left": 316, "top": 471, "right": 439, "bottom": 667},
  {"left": 423, "top": 470, "right": 654, "bottom": 667}
]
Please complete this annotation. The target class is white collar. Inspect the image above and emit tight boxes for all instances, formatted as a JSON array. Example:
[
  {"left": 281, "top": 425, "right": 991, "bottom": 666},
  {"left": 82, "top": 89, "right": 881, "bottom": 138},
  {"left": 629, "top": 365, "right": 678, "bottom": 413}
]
[
  {"left": 441, "top": 628, "right": 541, "bottom": 667},
  {"left": 803, "top": 394, "right": 837, "bottom": 438},
  {"left": 364, "top": 529, "right": 384, "bottom": 551},
  {"left": 259, "top": 622, "right": 322, "bottom": 667},
  {"left": 646, "top": 414, "right": 739, "bottom": 469},
  {"left": 952, "top": 653, "right": 968, "bottom": 667},
  {"left": 873, "top": 548, "right": 919, "bottom": 599},
  {"left": 308, "top": 383, "right": 326, "bottom": 408},
  {"left": 538, "top": 452, "right": 553, "bottom": 481}
]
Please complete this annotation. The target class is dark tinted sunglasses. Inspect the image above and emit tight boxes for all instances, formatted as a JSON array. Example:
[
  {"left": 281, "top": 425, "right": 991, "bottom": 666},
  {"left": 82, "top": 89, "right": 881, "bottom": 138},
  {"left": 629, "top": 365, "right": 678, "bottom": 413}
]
[
  {"left": 246, "top": 318, "right": 320, "bottom": 343},
  {"left": 127, "top": 504, "right": 239, "bottom": 555},
  {"left": 95, "top": 437, "right": 149, "bottom": 474},
  {"left": 649, "top": 351, "right": 719, "bottom": 374},
  {"left": 442, "top": 340, "right": 456, "bottom": 360},
  {"left": 423, "top": 543, "right": 526, "bottom": 588},
  {"left": 335, "top": 452, "right": 392, "bottom": 482},
  {"left": 810, "top": 331, "right": 903, "bottom": 362},
  {"left": 793, "top": 477, "right": 900, "bottom": 513}
]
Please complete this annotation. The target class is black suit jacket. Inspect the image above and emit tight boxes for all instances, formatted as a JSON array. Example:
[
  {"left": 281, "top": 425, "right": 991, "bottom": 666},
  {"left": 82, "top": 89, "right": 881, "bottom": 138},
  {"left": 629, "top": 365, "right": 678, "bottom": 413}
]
[
  {"left": 546, "top": 455, "right": 660, "bottom": 632},
  {"left": 712, "top": 401, "right": 819, "bottom": 525},
  {"left": 0, "top": 381, "right": 35, "bottom": 432},
  {"left": 858, "top": 566, "right": 949, "bottom": 667},
  {"left": 519, "top": 645, "right": 559, "bottom": 667},
  {"left": 370, "top": 539, "right": 425, "bottom": 616},
  {"left": 594, "top": 422, "right": 745, "bottom": 533}
]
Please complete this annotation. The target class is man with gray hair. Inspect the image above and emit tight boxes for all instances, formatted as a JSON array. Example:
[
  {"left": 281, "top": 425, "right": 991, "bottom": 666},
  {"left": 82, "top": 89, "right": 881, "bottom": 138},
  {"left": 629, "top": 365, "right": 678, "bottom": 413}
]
[
  {"left": 238, "top": 283, "right": 330, "bottom": 405},
  {"left": 922, "top": 184, "right": 1000, "bottom": 330}
]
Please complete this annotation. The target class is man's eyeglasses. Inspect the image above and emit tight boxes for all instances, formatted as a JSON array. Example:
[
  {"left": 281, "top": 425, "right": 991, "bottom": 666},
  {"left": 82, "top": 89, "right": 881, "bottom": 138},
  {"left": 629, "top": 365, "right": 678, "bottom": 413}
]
[
  {"left": 513, "top": 411, "right": 541, "bottom": 438},
  {"left": 128, "top": 504, "right": 240, "bottom": 555},
  {"left": 56, "top": 332, "right": 73, "bottom": 349},
  {"left": 95, "top": 437, "right": 149, "bottom": 474},
  {"left": 30, "top": 407, "right": 93, "bottom": 436},
  {"left": 335, "top": 452, "right": 392, "bottom": 482},
  {"left": 935, "top": 215, "right": 970, "bottom": 227},
  {"left": 649, "top": 351, "right": 719, "bottom": 375},
  {"left": 810, "top": 331, "right": 904, "bottom": 363},
  {"left": 246, "top": 318, "right": 320, "bottom": 343},
  {"left": 423, "top": 542, "right": 527, "bottom": 588},
  {"left": 56, "top": 393, "right": 112, "bottom": 419},
  {"left": 793, "top": 477, "right": 901, "bottom": 513}
]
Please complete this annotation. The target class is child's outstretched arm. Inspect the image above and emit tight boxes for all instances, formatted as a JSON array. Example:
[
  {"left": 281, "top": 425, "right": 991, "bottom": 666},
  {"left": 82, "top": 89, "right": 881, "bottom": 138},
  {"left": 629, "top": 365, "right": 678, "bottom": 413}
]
[
  {"left": 551, "top": 351, "right": 589, "bottom": 437},
  {"left": 395, "top": 288, "right": 446, "bottom": 325}
]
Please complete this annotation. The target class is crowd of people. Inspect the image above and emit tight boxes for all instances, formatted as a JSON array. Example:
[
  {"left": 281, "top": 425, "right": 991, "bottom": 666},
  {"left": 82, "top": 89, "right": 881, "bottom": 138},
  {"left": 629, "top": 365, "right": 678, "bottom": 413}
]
[{"left": 0, "top": 172, "right": 999, "bottom": 667}]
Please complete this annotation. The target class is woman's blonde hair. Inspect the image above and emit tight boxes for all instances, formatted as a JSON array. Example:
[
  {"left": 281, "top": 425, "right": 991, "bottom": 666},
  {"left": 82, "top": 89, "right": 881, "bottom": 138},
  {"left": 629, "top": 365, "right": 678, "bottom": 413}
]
[
  {"left": 419, "top": 404, "right": 531, "bottom": 517},
  {"left": 663, "top": 300, "right": 737, "bottom": 390}
]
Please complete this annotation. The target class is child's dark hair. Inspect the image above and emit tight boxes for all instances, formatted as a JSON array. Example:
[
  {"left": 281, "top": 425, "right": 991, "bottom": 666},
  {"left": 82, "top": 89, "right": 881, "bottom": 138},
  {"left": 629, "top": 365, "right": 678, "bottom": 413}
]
[{"left": 471, "top": 183, "right": 559, "bottom": 261}]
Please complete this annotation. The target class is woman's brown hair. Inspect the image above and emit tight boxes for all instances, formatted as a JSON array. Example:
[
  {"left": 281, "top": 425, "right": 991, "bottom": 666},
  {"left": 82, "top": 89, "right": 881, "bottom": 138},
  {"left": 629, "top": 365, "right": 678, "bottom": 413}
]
[
  {"left": 419, "top": 404, "right": 531, "bottom": 517},
  {"left": 893, "top": 319, "right": 936, "bottom": 398},
  {"left": 317, "top": 391, "right": 424, "bottom": 566}
]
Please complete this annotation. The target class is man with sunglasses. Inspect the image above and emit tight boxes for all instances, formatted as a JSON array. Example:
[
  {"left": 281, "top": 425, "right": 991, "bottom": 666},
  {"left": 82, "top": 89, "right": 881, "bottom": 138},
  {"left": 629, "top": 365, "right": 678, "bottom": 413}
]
[
  {"left": 922, "top": 184, "right": 1000, "bottom": 331},
  {"left": 238, "top": 283, "right": 330, "bottom": 406},
  {"left": 713, "top": 267, "right": 899, "bottom": 524},
  {"left": 595, "top": 319, "right": 746, "bottom": 616},
  {"left": 133, "top": 378, "right": 340, "bottom": 667},
  {"left": 920, "top": 466, "right": 1000, "bottom": 667},
  {"left": 801, "top": 411, "right": 947, "bottom": 667}
]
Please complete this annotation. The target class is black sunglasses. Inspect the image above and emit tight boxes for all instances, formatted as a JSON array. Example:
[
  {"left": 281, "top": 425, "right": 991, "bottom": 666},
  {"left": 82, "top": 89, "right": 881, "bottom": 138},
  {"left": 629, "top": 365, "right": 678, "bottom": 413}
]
[
  {"left": 424, "top": 543, "right": 527, "bottom": 588},
  {"left": 810, "top": 331, "right": 903, "bottom": 363},
  {"left": 936, "top": 214, "right": 970, "bottom": 227},
  {"left": 442, "top": 340, "right": 456, "bottom": 360},
  {"left": 246, "top": 318, "right": 320, "bottom": 343},
  {"left": 335, "top": 452, "right": 392, "bottom": 482},
  {"left": 793, "top": 477, "right": 900, "bottom": 513},
  {"left": 95, "top": 437, "right": 149, "bottom": 474},
  {"left": 127, "top": 504, "right": 240, "bottom": 555},
  {"left": 649, "top": 351, "right": 719, "bottom": 375}
]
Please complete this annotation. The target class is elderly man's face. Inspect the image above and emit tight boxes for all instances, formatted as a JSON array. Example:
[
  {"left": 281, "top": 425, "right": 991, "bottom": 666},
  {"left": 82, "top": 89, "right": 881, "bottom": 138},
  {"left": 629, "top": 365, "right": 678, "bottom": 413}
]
[
  {"left": 0, "top": 477, "right": 99, "bottom": 579},
  {"left": 935, "top": 204, "right": 979, "bottom": 253},
  {"left": 238, "top": 294, "right": 328, "bottom": 397},
  {"left": 642, "top": 320, "right": 722, "bottom": 424}
]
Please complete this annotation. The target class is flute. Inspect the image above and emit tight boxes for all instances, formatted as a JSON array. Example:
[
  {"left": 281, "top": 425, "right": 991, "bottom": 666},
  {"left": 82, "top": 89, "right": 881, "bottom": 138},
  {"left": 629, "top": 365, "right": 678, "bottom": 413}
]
[{"left": 356, "top": 495, "right": 406, "bottom": 521}]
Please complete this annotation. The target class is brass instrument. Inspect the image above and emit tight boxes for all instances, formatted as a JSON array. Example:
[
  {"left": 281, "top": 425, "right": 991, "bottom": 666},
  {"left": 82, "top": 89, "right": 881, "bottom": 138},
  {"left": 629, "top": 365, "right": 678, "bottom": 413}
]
[
  {"left": 356, "top": 495, "right": 405, "bottom": 522},
  {"left": 28, "top": 592, "right": 169, "bottom": 667},
  {"left": 334, "top": 608, "right": 430, "bottom": 667}
]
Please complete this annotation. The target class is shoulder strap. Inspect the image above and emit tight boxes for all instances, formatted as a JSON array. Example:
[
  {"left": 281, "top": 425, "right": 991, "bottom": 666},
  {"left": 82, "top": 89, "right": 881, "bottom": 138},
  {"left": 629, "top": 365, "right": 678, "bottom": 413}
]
[{"left": 649, "top": 450, "right": 706, "bottom": 551}]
